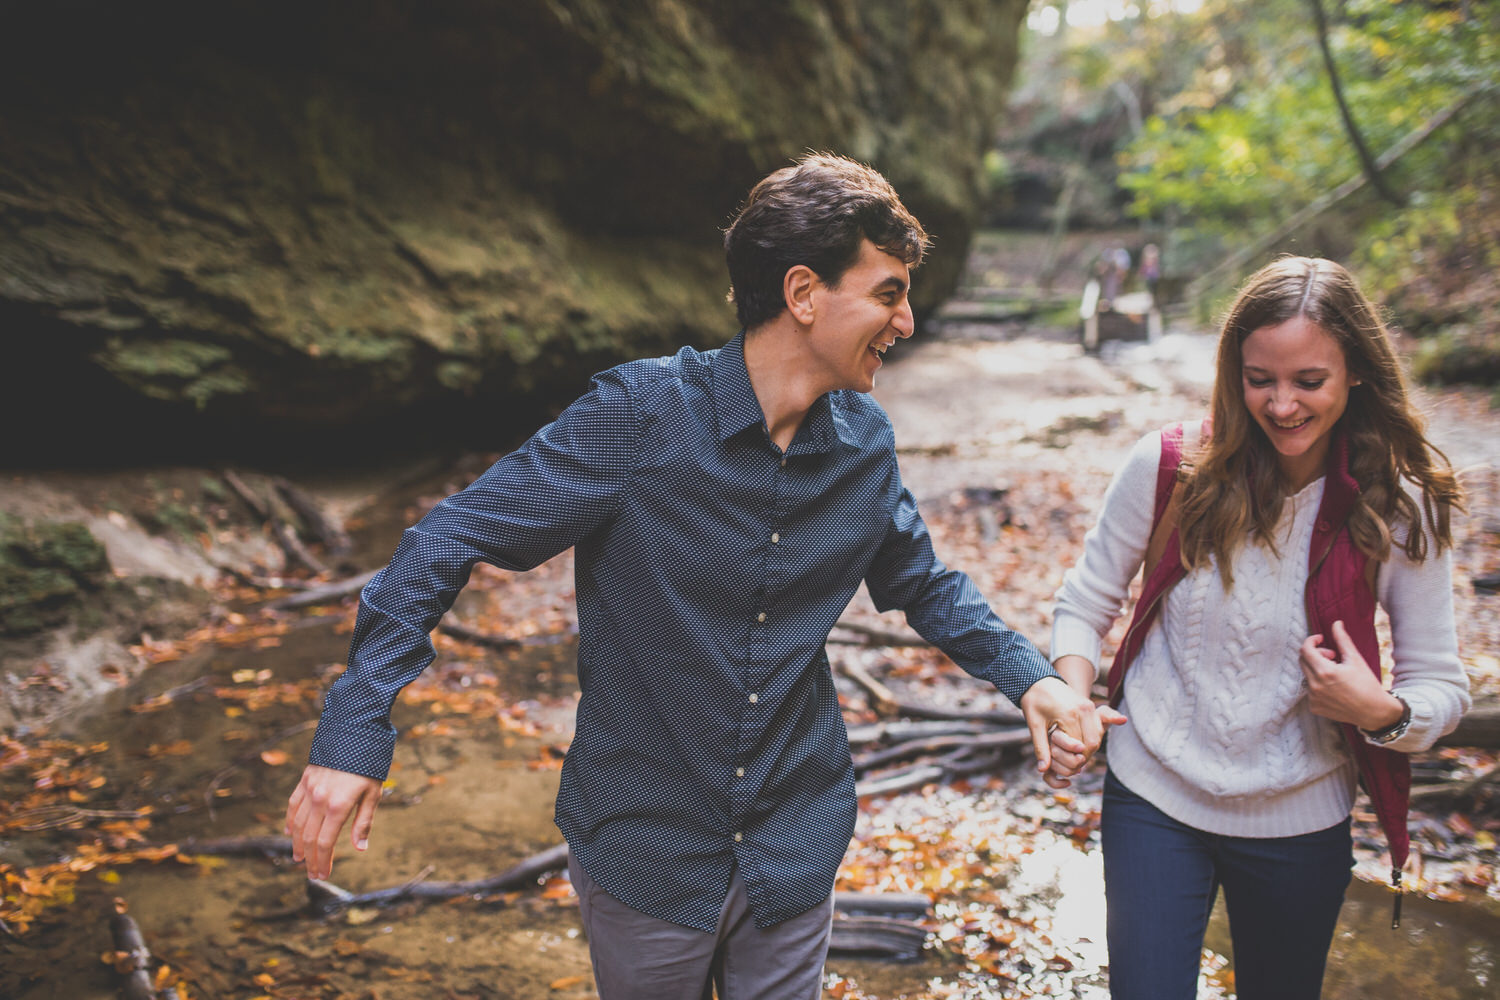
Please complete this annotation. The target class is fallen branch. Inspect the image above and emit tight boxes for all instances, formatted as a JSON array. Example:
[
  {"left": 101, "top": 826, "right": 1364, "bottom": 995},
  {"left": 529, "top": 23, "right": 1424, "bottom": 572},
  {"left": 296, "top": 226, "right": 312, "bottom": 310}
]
[
  {"left": 175, "top": 836, "right": 294, "bottom": 857},
  {"left": 831, "top": 891, "right": 931, "bottom": 917},
  {"left": 853, "top": 728, "right": 1031, "bottom": 773},
  {"left": 829, "top": 914, "right": 928, "bottom": 960},
  {"left": 829, "top": 619, "right": 932, "bottom": 647},
  {"left": 222, "top": 469, "right": 329, "bottom": 576},
  {"left": 857, "top": 763, "right": 946, "bottom": 799},
  {"left": 856, "top": 747, "right": 1010, "bottom": 799},
  {"left": 302, "top": 842, "right": 572, "bottom": 916},
  {"left": 836, "top": 658, "right": 899, "bottom": 715},
  {"left": 107, "top": 898, "right": 157, "bottom": 1000},
  {"left": 833, "top": 659, "right": 1023, "bottom": 725},
  {"left": 273, "top": 476, "right": 352, "bottom": 557},
  {"left": 1436, "top": 705, "right": 1500, "bottom": 749},
  {"left": 1408, "top": 761, "right": 1500, "bottom": 804},
  {"left": 437, "top": 620, "right": 521, "bottom": 650},
  {"left": 266, "top": 569, "right": 379, "bottom": 610},
  {"left": 845, "top": 720, "right": 992, "bottom": 745}
]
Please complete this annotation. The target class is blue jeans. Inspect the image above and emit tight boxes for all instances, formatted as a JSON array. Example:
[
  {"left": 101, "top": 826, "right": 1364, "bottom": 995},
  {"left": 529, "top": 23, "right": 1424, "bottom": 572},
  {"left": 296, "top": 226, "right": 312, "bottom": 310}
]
[{"left": 1101, "top": 769, "right": 1353, "bottom": 1000}]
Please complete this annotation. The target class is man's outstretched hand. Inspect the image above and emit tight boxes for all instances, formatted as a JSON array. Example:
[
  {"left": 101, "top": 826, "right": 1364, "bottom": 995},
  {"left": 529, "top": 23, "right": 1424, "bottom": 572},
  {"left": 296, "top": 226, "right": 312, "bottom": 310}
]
[{"left": 285, "top": 764, "right": 383, "bottom": 881}]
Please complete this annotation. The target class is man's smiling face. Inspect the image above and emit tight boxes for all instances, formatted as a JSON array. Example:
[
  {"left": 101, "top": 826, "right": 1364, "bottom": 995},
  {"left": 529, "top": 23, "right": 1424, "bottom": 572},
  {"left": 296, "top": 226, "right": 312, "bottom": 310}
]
[{"left": 804, "top": 239, "right": 914, "bottom": 394}]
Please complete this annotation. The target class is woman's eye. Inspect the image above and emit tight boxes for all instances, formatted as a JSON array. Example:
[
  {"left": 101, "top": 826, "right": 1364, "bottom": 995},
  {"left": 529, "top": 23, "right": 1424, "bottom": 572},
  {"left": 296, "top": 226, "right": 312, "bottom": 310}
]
[
  {"left": 1246, "top": 378, "right": 1272, "bottom": 388},
  {"left": 1296, "top": 380, "right": 1326, "bottom": 390}
]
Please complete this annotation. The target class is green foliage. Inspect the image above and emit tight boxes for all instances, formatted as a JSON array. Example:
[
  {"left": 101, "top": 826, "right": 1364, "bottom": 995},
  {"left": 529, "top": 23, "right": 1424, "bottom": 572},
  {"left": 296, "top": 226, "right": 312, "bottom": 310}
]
[
  {"left": 1103, "top": 0, "right": 1500, "bottom": 380},
  {"left": 0, "top": 516, "right": 109, "bottom": 635}
]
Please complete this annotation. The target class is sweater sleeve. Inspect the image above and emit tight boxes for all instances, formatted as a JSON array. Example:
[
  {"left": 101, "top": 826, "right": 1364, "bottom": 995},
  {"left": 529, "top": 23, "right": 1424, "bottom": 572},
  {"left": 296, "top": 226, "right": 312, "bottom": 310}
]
[
  {"left": 1373, "top": 526, "right": 1471, "bottom": 752},
  {"left": 1049, "top": 430, "right": 1163, "bottom": 680}
]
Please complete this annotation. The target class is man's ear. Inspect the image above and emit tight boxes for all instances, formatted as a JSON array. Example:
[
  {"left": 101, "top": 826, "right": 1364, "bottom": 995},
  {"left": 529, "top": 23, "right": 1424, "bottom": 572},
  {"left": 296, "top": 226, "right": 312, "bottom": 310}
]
[{"left": 784, "top": 265, "right": 817, "bottom": 326}]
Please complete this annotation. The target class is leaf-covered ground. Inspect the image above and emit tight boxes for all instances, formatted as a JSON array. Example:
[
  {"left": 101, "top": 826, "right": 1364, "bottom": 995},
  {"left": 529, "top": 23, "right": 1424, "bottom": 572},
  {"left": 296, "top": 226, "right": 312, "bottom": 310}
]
[{"left": 3, "top": 314, "right": 1498, "bottom": 998}]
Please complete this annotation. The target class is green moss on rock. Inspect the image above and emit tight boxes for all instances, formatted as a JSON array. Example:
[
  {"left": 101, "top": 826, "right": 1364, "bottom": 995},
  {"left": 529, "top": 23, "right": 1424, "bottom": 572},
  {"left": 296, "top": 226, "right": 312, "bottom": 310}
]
[{"left": 0, "top": 516, "right": 109, "bottom": 635}]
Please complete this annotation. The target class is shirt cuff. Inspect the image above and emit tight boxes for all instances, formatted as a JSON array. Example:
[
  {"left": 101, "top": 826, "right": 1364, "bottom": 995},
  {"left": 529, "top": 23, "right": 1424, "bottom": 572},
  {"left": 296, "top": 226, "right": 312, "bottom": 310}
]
[{"left": 308, "top": 719, "right": 398, "bottom": 781}]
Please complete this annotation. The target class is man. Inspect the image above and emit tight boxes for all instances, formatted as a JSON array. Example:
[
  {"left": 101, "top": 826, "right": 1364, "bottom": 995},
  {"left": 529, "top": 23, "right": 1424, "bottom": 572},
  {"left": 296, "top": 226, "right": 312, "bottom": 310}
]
[{"left": 286, "top": 153, "right": 1105, "bottom": 999}]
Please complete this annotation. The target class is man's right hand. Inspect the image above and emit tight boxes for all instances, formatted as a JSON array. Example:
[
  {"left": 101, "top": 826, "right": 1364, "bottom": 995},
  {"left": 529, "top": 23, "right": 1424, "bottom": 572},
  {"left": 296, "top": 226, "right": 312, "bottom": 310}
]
[{"left": 285, "top": 764, "right": 383, "bottom": 881}]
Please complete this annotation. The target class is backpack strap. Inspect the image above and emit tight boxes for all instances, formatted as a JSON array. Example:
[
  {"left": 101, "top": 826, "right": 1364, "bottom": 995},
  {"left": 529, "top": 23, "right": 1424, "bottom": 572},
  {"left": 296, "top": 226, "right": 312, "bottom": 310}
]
[
  {"left": 1105, "top": 419, "right": 1206, "bottom": 708},
  {"left": 1141, "top": 423, "right": 1186, "bottom": 583}
]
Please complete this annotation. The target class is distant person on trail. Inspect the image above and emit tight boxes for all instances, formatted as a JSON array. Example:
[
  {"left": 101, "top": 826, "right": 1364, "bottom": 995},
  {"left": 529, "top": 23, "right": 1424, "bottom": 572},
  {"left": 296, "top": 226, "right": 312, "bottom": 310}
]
[
  {"left": 1048, "top": 256, "right": 1471, "bottom": 999},
  {"left": 1140, "top": 243, "right": 1161, "bottom": 304},
  {"left": 284, "top": 153, "right": 1104, "bottom": 1000},
  {"left": 1099, "top": 245, "right": 1129, "bottom": 307}
]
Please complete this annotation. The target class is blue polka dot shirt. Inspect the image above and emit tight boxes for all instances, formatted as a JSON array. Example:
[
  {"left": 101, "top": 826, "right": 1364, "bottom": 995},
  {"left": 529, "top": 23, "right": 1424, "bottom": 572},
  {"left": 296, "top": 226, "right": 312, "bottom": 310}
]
[{"left": 309, "top": 331, "right": 1057, "bottom": 930}]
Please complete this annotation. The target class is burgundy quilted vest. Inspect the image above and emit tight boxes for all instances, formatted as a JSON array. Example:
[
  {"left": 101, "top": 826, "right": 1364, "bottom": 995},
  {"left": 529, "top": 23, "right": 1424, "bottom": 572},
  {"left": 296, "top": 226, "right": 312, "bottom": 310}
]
[{"left": 1105, "top": 423, "right": 1411, "bottom": 918}]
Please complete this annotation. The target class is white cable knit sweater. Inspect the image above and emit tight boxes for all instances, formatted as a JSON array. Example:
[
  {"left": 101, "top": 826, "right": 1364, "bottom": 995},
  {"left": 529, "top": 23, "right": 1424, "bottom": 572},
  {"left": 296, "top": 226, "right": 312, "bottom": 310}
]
[{"left": 1051, "top": 430, "right": 1471, "bottom": 838}]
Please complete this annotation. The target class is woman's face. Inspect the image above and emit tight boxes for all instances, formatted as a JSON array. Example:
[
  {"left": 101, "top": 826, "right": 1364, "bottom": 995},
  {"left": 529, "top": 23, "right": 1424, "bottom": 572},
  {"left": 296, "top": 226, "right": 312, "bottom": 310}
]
[{"left": 1239, "top": 315, "right": 1359, "bottom": 490}]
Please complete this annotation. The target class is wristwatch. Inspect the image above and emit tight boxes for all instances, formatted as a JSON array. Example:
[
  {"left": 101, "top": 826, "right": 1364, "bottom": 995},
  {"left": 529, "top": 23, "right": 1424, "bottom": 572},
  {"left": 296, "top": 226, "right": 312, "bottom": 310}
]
[{"left": 1362, "top": 696, "right": 1412, "bottom": 745}]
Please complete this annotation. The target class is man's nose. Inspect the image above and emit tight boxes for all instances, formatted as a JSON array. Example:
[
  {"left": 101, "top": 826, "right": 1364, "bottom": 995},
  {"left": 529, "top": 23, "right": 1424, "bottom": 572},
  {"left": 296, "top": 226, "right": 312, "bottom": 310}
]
[{"left": 894, "top": 299, "right": 915, "bottom": 338}]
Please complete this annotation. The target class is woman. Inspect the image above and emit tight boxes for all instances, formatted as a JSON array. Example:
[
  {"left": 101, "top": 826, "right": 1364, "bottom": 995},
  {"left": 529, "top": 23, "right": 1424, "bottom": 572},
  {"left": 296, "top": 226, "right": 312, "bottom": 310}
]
[{"left": 1048, "top": 257, "right": 1470, "bottom": 999}]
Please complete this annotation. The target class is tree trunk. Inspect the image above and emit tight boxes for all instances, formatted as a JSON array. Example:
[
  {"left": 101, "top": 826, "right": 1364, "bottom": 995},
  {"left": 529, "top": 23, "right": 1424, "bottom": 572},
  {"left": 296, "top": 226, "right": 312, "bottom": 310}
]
[{"left": 1307, "top": 0, "right": 1404, "bottom": 207}]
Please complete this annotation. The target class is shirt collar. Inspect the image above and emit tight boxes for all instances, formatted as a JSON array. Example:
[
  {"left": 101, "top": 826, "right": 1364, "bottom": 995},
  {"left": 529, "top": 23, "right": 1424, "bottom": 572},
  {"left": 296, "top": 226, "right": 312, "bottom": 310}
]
[{"left": 709, "top": 331, "right": 856, "bottom": 454}]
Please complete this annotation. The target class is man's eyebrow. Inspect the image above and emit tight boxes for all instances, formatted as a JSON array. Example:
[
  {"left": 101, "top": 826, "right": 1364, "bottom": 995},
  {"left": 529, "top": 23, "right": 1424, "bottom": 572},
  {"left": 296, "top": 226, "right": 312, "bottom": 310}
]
[{"left": 872, "top": 276, "right": 908, "bottom": 295}]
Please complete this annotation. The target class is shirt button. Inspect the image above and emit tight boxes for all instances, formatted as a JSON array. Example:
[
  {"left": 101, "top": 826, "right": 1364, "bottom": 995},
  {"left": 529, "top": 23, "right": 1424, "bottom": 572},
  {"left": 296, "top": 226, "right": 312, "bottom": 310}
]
[
  {"left": 771, "top": 532, "right": 780, "bottom": 544},
  {"left": 780, "top": 457, "right": 787, "bottom": 467},
  {"left": 735, "top": 767, "right": 745, "bottom": 777},
  {"left": 734, "top": 832, "right": 743, "bottom": 842},
  {"left": 748, "top": 693, "right": 758, "bottom": 704},
  {"left": 757, "top": 611, "right": 766, "bottom": 622}
]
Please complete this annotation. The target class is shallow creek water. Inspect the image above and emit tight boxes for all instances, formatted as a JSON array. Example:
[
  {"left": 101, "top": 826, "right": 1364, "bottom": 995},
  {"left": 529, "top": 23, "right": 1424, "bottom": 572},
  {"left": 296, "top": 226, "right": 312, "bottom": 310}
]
[{"left": 3, "top": 613, "right": 1495, "bottom": 999}]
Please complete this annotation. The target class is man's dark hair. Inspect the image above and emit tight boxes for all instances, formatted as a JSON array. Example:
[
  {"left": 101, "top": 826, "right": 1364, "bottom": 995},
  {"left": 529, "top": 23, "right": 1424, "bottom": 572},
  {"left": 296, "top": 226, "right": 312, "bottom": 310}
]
[{"left": 724, "top": 153, "right": 929, "bottom": 330}]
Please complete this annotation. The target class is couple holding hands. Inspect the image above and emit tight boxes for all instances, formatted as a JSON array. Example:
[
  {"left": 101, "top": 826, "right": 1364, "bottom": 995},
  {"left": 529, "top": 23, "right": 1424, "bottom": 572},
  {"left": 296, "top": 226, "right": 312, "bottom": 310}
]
[{"left": 284, "top": 155, "right": 1469, "bottom": 1000}]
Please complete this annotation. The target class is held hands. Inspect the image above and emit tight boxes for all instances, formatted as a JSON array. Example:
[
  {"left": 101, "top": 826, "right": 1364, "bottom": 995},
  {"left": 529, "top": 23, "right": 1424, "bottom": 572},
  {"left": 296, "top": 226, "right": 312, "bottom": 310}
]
[
  {"left": 285, "top": 764, "right": 383, "bottom": 881},
  {"left": 1019, "top": 676, "right": 1127, "bottom": 790},
  {"left": 1298, "top": 620, "right": 1405, "bottom": 732}
]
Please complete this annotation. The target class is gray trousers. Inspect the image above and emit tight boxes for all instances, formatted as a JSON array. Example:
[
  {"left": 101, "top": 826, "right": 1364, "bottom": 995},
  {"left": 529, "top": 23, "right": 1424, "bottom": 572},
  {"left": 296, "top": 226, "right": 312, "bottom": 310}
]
[{"left": 567, "top": 853, "right": 833, "bottom": 1000}]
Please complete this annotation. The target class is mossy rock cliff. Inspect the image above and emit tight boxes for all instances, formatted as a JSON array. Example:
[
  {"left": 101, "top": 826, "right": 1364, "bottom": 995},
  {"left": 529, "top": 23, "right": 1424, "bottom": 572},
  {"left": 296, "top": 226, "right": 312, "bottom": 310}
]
[{"left": 0, "top": 0, "right": 1027, "bottom": 462}]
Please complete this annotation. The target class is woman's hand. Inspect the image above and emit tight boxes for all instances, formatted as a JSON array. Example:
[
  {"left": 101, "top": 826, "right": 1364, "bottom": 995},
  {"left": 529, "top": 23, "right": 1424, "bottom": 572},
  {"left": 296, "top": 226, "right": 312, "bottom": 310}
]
[
  {"left": 1298, "top": 620, "right": 1405, "bottom": 732},
  {"left": 1042, "top": 705, "right": 1127, "bottom": 789}
]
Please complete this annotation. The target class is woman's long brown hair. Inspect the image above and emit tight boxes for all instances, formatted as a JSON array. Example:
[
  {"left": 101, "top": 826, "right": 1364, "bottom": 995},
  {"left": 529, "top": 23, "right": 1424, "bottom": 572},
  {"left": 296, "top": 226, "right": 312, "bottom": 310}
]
[{"left": 1177, "top": 257, "right": 1463, "bottom": 586}]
